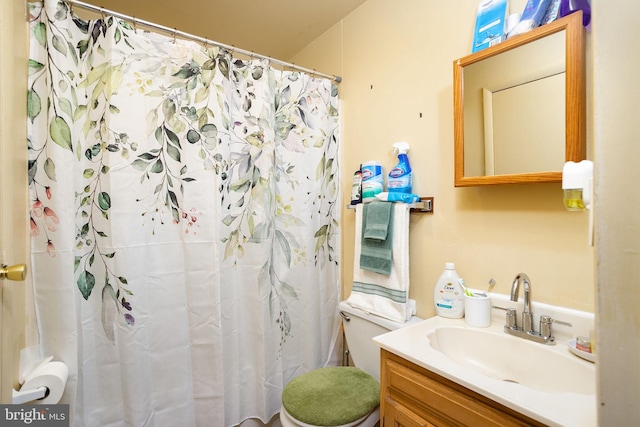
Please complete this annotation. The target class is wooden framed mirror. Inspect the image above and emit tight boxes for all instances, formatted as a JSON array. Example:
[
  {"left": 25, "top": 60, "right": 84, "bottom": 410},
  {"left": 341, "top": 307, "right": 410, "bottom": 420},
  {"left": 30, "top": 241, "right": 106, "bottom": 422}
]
[{"left": 454, "top": 12, "right": 586, "bottom": 187}]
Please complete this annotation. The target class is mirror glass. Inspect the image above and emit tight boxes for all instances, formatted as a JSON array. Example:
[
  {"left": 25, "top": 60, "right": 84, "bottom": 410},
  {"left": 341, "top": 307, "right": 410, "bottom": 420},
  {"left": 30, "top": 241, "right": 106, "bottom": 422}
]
[{"left": 454, "top": 12, "right": 585, "bottom": 186}]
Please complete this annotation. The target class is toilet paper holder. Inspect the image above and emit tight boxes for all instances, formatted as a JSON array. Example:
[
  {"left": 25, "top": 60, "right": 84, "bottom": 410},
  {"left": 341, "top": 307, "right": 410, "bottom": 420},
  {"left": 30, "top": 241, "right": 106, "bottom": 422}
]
[
  {"left": 12, "top": 357, "right": 69, "bottom": 405},
  {"left": 12, "top": 385, "right": 48, "bottom": 405}
]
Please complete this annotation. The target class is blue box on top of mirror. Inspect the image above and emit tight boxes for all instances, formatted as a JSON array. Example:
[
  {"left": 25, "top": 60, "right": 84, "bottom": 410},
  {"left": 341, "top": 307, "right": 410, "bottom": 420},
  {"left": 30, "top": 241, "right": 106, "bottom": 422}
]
[{"left": 472, "top": 0, "right": 509, "bottom": 53}]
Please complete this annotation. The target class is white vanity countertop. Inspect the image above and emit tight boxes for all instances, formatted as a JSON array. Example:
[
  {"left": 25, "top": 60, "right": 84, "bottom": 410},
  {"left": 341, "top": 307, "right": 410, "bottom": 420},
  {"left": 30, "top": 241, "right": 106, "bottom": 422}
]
[{"left": 373, "top": 294, "right": 596, "bottom": 427}]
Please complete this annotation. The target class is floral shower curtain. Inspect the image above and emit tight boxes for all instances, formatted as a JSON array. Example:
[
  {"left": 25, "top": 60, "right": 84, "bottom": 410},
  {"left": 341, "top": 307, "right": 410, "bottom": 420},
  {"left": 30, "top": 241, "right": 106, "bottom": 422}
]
[{"left": 27, "top": 1, "right": 341, "bottom": 426}]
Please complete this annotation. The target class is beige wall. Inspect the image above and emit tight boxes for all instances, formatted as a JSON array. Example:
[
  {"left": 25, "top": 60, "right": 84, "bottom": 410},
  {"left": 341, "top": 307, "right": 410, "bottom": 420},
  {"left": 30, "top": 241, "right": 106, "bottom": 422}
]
[{"left": 293, "top": 0, "right": 595, "bottom": 319}]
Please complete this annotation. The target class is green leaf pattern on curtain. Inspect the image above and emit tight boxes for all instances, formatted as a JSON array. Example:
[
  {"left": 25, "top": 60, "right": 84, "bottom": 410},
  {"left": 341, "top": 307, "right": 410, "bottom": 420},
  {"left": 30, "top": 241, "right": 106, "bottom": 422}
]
[{"left": 28, "top": 1, "right": 340, "bottom": 344}]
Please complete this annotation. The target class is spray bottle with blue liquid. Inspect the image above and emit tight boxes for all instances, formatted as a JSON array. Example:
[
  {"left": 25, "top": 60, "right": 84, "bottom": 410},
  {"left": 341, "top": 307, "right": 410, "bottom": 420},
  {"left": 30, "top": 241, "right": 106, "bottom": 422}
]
[
  {"left": 388, "top": 142, "right": 412, "bottom": 194},
  {"left": 377, "top": 142, "right": 418, "bottom": 203}
]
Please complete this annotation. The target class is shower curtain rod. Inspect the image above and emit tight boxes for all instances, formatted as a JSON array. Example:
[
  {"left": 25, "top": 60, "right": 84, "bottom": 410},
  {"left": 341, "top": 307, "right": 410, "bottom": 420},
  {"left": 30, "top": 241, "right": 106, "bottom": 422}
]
[{"left": 59, "top": 0, "right": 342, "bottom": 83}]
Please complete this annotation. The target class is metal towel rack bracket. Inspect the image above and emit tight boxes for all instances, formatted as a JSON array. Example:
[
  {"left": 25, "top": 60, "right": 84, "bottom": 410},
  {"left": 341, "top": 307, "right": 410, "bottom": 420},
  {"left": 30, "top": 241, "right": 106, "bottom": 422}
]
[{"left": 346, "top": 197, "right": 434, "bottom": 214}]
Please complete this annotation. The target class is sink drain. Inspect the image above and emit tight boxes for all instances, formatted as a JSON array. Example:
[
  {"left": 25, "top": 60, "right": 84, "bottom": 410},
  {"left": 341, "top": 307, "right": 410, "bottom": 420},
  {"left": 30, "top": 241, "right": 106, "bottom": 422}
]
[{"left": 503, "top": 379, "right": 520, "bottom": 384}]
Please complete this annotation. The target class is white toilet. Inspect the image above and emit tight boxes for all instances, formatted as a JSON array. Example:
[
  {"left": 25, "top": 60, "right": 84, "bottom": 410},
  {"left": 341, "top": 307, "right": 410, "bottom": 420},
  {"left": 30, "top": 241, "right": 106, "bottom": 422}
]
[{"left": 280, "top": 301, "right": 422, "bottom": 427}]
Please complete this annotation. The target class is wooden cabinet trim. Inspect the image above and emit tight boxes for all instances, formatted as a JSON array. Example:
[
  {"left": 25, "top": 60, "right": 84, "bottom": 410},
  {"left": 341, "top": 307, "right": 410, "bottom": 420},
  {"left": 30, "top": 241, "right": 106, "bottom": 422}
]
[{"left": 380, "top": 349, "right": 546, "bottom": 427}]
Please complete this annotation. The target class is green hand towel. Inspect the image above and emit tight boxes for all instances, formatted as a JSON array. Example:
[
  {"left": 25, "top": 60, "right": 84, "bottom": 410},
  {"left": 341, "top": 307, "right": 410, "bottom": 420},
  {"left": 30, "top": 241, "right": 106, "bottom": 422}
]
[
  {"left": 360, "top": 202, "right": 394, "bottom": 275},
  {"left": 363, "top": 201, "right": 392, "bottom": 241}
]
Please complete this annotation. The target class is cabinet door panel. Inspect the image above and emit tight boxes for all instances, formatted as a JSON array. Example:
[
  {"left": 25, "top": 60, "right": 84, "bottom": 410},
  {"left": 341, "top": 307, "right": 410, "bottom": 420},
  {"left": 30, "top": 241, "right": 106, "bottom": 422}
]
[
  {"left": 384, "top": 397, "right": 435, "bottom": 427},
  {"left": 380, "top": 350, "right": 546, "bottom": 427}
]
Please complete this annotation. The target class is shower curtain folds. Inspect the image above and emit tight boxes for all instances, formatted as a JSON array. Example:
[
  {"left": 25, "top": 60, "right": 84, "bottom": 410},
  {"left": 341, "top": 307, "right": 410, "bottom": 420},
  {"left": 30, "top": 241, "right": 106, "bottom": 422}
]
[{"left": 27, "top": 1, "right": 341, "bottom": 425}]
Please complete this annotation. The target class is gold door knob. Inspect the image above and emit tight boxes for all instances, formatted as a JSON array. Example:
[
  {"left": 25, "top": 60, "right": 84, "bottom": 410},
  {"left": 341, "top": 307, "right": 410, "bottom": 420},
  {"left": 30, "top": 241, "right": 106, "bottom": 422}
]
[{"left": 0, "top": 264, "right": 27, "bottom": 281}]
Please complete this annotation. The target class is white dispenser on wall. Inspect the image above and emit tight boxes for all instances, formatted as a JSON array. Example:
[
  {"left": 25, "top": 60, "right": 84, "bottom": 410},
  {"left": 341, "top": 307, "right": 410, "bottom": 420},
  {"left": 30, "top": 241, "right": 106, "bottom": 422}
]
[
  {"left": 562, "top": 159, "right": 595, "bottom": 246},
  {"left": 562, "top": 160, "right": 593, "bottom": 211},
  {"left": 433, "top": 262, "right": 465, "bottom": 318}
]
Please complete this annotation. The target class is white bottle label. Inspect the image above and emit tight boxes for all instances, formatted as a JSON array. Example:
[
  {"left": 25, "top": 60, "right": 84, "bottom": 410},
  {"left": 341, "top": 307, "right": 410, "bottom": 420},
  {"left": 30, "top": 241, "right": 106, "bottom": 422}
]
[{"left": 434, "top": 278, "right": 464, "bottom": 318}]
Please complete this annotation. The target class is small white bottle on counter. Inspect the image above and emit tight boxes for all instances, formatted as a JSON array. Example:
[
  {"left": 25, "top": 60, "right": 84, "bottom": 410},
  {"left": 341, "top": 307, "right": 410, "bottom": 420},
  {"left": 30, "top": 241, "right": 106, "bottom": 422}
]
[{"left": 433, "top": 262, "right": 465, "bottom": 318}]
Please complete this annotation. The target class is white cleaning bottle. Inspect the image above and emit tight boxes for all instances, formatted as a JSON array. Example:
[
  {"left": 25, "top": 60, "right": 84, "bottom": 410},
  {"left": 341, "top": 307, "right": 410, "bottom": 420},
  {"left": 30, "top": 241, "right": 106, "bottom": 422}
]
[
  {"left": 433, "top": 262, "right": 465, "bottom": 318},
  {"left": 388, "top": 142, "right": 412, "bottom": 194}
]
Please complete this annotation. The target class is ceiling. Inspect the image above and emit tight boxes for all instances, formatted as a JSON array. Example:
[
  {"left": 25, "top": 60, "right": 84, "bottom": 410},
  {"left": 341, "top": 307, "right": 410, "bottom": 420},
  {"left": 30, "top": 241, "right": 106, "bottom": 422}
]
[{"left": 76, "top": 0, "right": 367, "bottom": 60}]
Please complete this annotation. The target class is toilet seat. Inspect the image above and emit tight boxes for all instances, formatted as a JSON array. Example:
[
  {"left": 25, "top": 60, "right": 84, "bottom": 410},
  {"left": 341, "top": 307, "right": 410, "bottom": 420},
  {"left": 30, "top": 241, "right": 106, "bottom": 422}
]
[
  {"left": 280, "top": 367, "right": 380, "bottom": 427},
  {"left": 280, "top": 405, "right": 379, "bottom": 427}
]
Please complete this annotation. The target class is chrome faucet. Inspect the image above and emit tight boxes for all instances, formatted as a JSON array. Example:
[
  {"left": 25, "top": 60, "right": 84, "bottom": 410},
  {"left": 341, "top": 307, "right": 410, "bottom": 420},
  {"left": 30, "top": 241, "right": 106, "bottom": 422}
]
[
  {"left": 503, "top": 273, "right": 572, "bottom": 345},
  {"left": 510, "top": 273, "right": 533, "bottom": 333}
]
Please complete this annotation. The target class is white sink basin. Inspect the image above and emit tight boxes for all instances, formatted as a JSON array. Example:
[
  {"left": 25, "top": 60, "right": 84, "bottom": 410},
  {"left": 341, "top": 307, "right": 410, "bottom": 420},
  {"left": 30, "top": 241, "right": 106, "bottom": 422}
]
[
  {"left": 426, "top": 326, "right": 595, "bottom": 395},
  {"left": 373, "top": 295, "right": 597, "bottom": 427}
]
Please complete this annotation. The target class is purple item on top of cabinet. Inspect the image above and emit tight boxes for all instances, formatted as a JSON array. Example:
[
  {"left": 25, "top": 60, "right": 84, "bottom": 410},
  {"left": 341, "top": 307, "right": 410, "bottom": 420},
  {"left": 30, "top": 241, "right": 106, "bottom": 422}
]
[{"left": 560, "top": 0, "right": 591, "bottom": 27}]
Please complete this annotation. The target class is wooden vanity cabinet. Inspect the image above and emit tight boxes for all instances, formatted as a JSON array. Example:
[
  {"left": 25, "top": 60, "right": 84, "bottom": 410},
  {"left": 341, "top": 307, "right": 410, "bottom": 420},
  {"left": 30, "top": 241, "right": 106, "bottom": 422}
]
[{"left": 379, "top": 349, "right": 546, "bottom": 427}]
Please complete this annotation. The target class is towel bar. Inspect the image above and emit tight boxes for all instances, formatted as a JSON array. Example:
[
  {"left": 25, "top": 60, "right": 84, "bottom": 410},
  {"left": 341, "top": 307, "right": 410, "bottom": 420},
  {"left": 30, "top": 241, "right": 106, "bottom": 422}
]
[{"left": 346, "top": 197, "right": 434, "bottom": 214}]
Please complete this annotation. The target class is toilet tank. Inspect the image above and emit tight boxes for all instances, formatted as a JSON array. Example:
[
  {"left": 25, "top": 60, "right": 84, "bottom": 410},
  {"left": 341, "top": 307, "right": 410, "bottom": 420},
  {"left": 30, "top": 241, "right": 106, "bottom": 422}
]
[{"left": 339, "top": 301, "right": 422, "bottom": 381}]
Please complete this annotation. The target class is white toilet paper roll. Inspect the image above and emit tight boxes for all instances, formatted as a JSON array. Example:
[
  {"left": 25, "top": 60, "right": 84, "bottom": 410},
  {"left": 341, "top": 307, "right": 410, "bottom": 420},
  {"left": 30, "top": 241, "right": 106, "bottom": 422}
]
[
  {"left": 20, "top": 361, "right": 69, "bottom": 404},
  {"left": 18, "top": 346, "right": 51, "bottom": 384}
]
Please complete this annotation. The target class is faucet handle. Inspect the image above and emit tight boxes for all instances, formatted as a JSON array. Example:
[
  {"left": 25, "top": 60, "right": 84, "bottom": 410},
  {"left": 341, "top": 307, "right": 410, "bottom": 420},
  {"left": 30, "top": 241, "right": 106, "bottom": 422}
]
[
  {"left": 493, "top": 306, "right": 518, "bottom": 329},
  {"left": 539, "top": 315, "right": 572, "bottom": 339},
  {"left": 506, "top": 308, "right": 517, "bottom": 329},
  {"left": 540, "top": 315, "right": 572, "bottom": 327}
]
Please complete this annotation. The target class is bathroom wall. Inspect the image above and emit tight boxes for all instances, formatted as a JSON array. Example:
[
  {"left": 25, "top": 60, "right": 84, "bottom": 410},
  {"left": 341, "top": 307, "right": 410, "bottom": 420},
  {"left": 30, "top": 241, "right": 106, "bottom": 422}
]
[{"left": 292, "top": 0, "right": 595, "bottom": 318}]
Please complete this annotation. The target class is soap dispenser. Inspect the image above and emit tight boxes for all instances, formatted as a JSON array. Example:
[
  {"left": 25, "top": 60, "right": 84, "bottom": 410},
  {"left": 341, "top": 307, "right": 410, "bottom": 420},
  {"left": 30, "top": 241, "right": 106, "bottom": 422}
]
[{"left": 434, "top": 262, "right": 465, "bottom": 318}]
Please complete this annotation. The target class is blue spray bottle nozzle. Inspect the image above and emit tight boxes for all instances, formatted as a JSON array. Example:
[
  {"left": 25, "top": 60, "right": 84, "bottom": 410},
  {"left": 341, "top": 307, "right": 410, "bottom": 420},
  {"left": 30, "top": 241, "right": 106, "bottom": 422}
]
[{"left": 392, "top": 141, "right": 410, "bottom": 156}]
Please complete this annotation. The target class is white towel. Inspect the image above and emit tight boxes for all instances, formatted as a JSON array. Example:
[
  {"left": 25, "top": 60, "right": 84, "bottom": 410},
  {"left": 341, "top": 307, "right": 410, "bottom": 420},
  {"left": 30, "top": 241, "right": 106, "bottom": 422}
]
[{"left": 347, "top": 203, "right": 412, "bottom": 323}]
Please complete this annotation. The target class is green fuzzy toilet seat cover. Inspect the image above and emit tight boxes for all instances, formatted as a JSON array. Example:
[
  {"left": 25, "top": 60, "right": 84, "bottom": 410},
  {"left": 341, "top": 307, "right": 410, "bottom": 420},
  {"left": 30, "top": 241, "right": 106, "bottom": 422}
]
[{"left": 282, "top": 367, "right": 380, "bottom": 426}]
